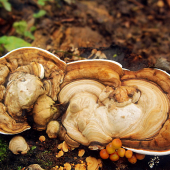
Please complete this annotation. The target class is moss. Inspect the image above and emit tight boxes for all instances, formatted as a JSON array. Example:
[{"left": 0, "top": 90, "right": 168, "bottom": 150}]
[
  {"left": 17, "top": 166, "right": 22, "bottom": 170},
  {"left": 0, "top": 135, "right": 8, "bottom": 162},
  {"left": 36, "top": 150, "right": 54, "bottom": 168}
]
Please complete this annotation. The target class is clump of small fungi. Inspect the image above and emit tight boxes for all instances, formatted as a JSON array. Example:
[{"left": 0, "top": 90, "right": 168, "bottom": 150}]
[
  {"left": 99, "top": 138, "right": 145, "bottom": 164},
  {"left": 56, "top": 141, "right": 74, "bottom": 158}
]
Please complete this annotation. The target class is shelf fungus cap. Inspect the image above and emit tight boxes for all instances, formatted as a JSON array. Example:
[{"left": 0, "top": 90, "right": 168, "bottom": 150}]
[
  {"left": 0, "top": 47, "right": 66, "bottom": 72},
  {"left": 0, "top": 103, "right": 30, "bottom": 134},
  {"left": 119, "top": 68, "right": 170, "bottom": 155},
  {"left": 0, "top": 47, "right": 66, "bottom": 134},
  {"left": 61, "top": 59, "right": 123, "bottom": 88},
  {"left": 9, "top": 135, "right": 30, "bottom": 154},
  {"left": 59, "top": 59, "right": 170, "bottom": 155}
]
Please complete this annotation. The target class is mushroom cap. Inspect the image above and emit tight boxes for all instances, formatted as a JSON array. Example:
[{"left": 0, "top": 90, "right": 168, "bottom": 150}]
[
  {"left": 25, "top": 164, "right": 44, "bottom": 170},
  {"left": 86, "top": 156, "right": 102, "bottom": 170},
  {"left": 46, "top": 120, "right": 60, "bottom": 138},
  {"left": 0, "top": 47, "right": 66, "bottom": 72},
  {"left": 9, "top": 135, "right": 30, "bottom": 154},
  {"left": 0, "top": 103, "right": 30, "bottom": 134},
  {"left": 5, "top": 73, "right": 45, "bottom": 118}
]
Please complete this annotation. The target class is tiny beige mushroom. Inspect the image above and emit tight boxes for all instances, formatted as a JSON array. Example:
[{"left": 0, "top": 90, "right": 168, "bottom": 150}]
[
  {"left": 9, "top": 136, "right": 30, "bottom": 154},
  {"left": 46, "top": 120, "right": 60, "bottom": 138},
  {"left": 74, "top": 162, "right": 86, "bottom": 170},
  {"left": 57, "top": 141, "right": 70, "bottom": 152},
  {"left": 39, "top": 135, "right": 46, "bottom": 142},
  {"left": 25, "top": 164, "right": 44, "bottom": 170},
  {"left": 56, "top": 150, "right": 64, "bottom": 158}
]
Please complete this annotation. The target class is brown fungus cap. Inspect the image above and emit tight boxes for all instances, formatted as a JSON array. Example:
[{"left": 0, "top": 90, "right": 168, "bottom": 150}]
[
  {"left": 0, "top": 47, "right": 66, "bottom": 134},
  {"left": 0, "top": 47, "right": 66, "bottom": 72},
  {"left": 61, "top": 59, "right": 123, "bottom": 88},
  {"left": 0, "top": 103, "right": 30, "bottom": 134}
]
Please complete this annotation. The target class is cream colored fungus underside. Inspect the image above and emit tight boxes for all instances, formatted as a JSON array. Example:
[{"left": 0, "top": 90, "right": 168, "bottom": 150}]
[{"left": 62, "top": 79, "right": 169, "bottom": 146}]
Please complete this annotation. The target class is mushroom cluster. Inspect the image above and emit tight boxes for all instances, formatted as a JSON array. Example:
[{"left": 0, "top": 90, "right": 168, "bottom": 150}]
[
  {"left": 0, "top": 47, "right": 66, "bottom": 134},
  {"left": 1, "top": 47, "right": 170, "bottom": 156}
]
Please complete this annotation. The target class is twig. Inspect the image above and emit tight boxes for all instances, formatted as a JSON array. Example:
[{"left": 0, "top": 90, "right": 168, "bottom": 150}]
[{"left": 128, "top": 0, "right": 145, "bottom": 8}]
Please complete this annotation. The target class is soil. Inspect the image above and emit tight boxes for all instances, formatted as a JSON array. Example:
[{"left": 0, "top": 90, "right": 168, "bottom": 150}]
[{"left": 0, "top": 0, "right": 170, "bottom": 169}]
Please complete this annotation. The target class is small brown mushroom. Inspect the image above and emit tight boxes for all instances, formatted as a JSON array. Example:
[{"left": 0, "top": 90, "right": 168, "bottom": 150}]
[
  {"left": 86, "top": 156, "right": 102, "bottom": 170},
  {"left": 63, "top": 163, "right": 71, "bottom": 170},
  {"left": 9, "top": 136, "right": 30, "bottom": 154}
]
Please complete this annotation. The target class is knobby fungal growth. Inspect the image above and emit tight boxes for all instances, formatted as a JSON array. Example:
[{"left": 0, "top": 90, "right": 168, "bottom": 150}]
[
  {"left": 0, "top": 47, "right": 170, "bottom": 156},
  {"left": 0, "top": 47, "right": 66, "bottom": 134}
]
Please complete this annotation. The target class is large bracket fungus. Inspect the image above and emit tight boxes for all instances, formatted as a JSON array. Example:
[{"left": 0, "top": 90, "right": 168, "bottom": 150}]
[
  {"left": 1, "top": 47, "right": 170, "bottom": 156},
  {"left": 58, "top": 60, "right": 170, "bottom": 155},
  {"left": 0, "top": 47, "right": 66, "bottom": 134}
]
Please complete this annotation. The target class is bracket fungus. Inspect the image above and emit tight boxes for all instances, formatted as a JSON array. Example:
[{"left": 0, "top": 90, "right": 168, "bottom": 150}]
[
  {"left": 1, "top": 47, "right": 170, "bottom": 156},
  {"left": 0, "top": 47, "right": 66, "bottom": 134},
  {"left": 58, "top": 59, "right": 170, "bottom": 155}
]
